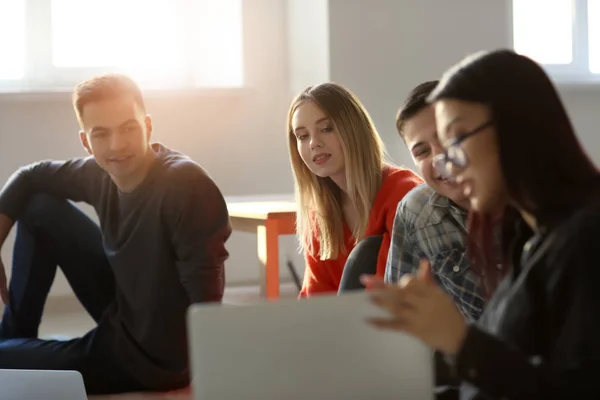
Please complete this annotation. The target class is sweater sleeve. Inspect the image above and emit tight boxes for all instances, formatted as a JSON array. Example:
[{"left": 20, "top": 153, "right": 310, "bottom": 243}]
[
  {"left": 162, "top": 161, "right": 232, "bottom": 304},
  {"left": 0, "top": 158, "right": 102, "bottom": 220}
]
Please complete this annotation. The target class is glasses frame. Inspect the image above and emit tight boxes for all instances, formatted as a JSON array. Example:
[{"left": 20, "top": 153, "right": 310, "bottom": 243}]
[{"left": 433, "top": 120, "right": 494, "bottom": 178}]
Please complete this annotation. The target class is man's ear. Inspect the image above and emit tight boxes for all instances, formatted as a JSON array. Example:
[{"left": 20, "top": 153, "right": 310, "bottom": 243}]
[
  {"left": 144, "top": 114, "right": 153, "bottom": 142},
  {"left": 79, "top": 130, "right": 93, "bottom": 156}
]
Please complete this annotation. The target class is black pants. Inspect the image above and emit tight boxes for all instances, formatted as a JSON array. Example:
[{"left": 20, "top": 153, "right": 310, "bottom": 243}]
[
  {"left": 0, "top": 194, "right": 145, "bottom": 394},
  {"left": 338, "top": 235, "right": 383, "bottom": 293}
]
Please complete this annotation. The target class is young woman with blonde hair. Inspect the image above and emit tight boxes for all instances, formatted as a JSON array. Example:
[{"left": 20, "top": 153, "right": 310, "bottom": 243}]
[{"left": 287, "top": 82, "right": 423, "bottom": 297}]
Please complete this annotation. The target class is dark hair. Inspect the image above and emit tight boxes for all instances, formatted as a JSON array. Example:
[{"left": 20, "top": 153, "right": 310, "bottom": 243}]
[
  {"left": 73, "top": 74, "right": 146, "bottom": 124},
  {"left": 428, "top": 49, "right": 600, "bottom": 295},
  {"left": 395, "top": 80, "right": 439, "bottom": 136}
]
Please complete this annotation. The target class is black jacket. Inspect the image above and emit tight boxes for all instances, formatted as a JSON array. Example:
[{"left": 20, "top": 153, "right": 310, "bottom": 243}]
[{"left": 452, "top": 202, "right": 600, "bottom": 399}]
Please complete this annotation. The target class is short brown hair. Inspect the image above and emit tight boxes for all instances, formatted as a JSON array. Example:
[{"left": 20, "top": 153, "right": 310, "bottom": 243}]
[
  {"left": 73, "top": 73, "right": 146, "bottom": 124},
  {"left": 395, "top": 80, "right": 439, "bottom": 137}
]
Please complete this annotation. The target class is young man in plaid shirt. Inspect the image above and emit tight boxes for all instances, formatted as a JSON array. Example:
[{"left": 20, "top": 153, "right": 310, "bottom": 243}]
[{"left": 385, "top": 81, "right": 485, "bottom": 321}]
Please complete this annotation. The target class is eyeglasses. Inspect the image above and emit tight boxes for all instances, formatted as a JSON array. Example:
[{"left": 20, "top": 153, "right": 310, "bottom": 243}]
[{"left": 433, "top": 120, "right": 494, "bottom": 179}]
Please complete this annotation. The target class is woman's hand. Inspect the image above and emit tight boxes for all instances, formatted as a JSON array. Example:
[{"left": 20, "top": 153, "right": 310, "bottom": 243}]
[{"left": 361, "top": 259, "right": 468, "bottom": 356}]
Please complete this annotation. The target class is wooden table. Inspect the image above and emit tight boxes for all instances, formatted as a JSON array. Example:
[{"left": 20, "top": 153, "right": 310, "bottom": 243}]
[{"left": 226, "top": 195, "right": 297, "bottom": 299}]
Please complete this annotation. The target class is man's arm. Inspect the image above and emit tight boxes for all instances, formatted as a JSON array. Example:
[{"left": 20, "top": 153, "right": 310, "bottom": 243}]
[
  {"left": 0, "top": 157, "right": 102, "bottom": 250},
  {"left": 164, "top": 162, "right": 231, "bottom": 304},
  {"left": 0, "top": 157, "right": 101, "bottom": 304},
  {"left": 0, "top": 157, "right": 101, "bottom": 223}
]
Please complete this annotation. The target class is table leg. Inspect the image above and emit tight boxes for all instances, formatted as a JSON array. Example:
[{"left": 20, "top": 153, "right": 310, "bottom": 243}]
[{"left": 257, "top": 218, "right": 280, "bottom": 299}]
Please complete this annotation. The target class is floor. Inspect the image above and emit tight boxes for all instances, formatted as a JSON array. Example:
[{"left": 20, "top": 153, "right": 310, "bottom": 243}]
[{"left": 2, "top": 283, "right": 300, "bottom": 399}]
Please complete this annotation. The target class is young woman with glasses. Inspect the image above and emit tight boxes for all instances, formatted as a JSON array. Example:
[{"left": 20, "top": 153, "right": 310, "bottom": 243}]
[{"left": 362, "top": 49, "right": 600, "bottom": 399}]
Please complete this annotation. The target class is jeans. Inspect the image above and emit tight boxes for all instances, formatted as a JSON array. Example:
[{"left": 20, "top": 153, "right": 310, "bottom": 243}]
[
  {"left": 338, "top": 235, "right": 383, "bottom": 293},
  {"left": 0, "top": 194, "right": 144, "bottom": 394}
]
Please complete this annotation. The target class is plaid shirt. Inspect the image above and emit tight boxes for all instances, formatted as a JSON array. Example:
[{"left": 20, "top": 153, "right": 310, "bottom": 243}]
[{"left": 384, "top": 184, "right": 485, "bottom": 320}]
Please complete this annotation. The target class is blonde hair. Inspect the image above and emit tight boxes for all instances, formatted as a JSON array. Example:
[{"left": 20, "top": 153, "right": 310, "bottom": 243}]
[{"left": 287, "top": 82, "right": 386, "bottom": 260}]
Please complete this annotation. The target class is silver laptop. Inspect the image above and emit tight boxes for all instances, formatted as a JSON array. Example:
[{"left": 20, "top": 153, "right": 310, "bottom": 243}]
[
  {"left": 0, "top": 369, "right": 87, "bottom": 400},
  {"left": 187, "top": 291, "right": 434, "bottom": 400}
]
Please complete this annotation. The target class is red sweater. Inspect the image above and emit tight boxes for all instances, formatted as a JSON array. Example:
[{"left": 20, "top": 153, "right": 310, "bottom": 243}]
[{"left": 299, "top": 166, "right": 423, "bottom": 297}]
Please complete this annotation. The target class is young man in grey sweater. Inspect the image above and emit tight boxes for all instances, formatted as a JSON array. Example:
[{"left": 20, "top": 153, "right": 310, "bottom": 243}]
[{"left": 0, "top": 74, "right": 231, "bottom": 394}]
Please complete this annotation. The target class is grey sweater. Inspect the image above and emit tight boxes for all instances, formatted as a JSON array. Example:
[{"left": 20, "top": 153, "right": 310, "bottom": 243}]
[{"left": 0, "top": 143, "right": 231, "bottom": 389}]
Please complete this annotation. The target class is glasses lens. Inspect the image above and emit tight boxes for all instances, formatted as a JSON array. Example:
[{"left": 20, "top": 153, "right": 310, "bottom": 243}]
[
  {"left": 433, "top": 154, "right": 451, "bottom": 178},
  {"left": 448, "top": 146, "right": 468, "bottom": 169}
]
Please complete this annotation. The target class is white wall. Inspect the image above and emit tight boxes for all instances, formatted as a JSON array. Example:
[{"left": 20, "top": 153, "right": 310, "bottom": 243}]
[
  {"left": 325, "top": 0, "right": 600, "bottom": 169},
  {"left": 558, "top": 87, "right": 600, "bottom": 165},
  {"left": 1, "top": 0, "right": 599, "bottom": 299},
  {"left": 287, "top": 0, "right": 330, "bottom": 95},
  {"left": 327, "top": 0, "right": 513, "bottom": 166}
]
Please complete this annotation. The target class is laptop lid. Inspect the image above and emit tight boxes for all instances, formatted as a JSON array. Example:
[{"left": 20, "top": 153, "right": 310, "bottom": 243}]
[
  {"left": 187, "top": 291, "right": 434, "bottom": 400},
  {"left": 0, "top": 369, "right": 87, "bottom": 400}
]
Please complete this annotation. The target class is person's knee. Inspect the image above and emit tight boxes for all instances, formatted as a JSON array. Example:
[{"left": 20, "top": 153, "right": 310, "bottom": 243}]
[
  {"left": 358, "top": 235, "right": 384, "bottom": 250},
  {"left": 351, "top": 235, "right": 384, "bottom": 260},
  {"left": 339, "top": 235, "right": 384, "bottom": 293},
  {"left": 346, "top": 235, "right": 383, "bottom": 272},
  {"left": 20, "top": 193, "right": 68, "bottom": 228}
]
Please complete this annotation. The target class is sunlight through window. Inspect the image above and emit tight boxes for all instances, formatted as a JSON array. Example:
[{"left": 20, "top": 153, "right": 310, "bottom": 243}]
[
  {"left": 0, "top": 0, "right": 25, "bottom": 79},
  {"left": 188, "top": 0, "right": 244, "bottom": 87},
  {"left": 51, "top": 0, "right": 243, "bottom": 88},
  {"left": 51, "top": 0, "right": 186, "bottom": 86},
  {"left": 589, "top": 0, "right": 600, "bottom": 73},
  {"left": 513, "top": 0, "right": 573, "bottom": 64}
]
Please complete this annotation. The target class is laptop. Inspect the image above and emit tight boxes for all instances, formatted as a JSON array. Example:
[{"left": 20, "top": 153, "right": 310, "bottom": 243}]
[
  {"left": 187, "top": 291, "right": 434, "bottom": 400},
  {"left": 0, "top": 369, "right": 87, "bottom": 400}
]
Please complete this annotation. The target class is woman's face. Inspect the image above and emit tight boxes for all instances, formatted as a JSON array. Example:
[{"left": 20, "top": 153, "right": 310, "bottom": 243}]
[
  {"left": 291, "top": 101, "right": 346, "bottom": 182},
  {"left": 434, "top": 99, "right": 508, "bottom": 214}
]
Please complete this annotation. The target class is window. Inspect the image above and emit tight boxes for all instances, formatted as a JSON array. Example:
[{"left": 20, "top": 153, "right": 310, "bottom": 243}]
[
  {"left": 589, "top": 0, "right": 600, "bottom": 73},
  {"left": 512, "top": 0, "right": 573, "bottom": 64},
  {"left": 0, "top": 0, "right": 243, "bottom": 92},
  {"left": 512, "top": 0, "right": 600, "bottom": 84},
  {"left": 0, "top": 1, "right": 25, "bottom": 80}
]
